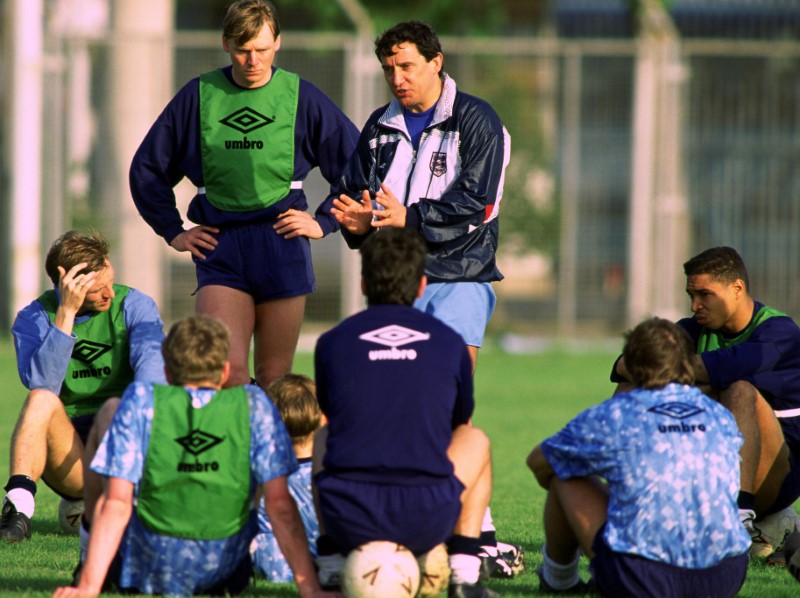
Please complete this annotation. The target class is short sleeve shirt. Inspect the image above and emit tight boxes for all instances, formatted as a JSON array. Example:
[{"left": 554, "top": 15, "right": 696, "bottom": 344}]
[
  {"left": 91, "top": 382, "right": 297, "bottom": 595},
  {"left": 541, "top": 383, "right": 751, "bottom": 568},
  {"left": 252, "top": 459, "right": 318, "bottom": 582}
]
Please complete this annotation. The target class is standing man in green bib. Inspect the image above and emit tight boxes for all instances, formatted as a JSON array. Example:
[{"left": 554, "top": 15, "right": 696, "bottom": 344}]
[
  {"left": 613, "top": 246, "right": 800, "bottom": 560},
  {"left": 129, "top": 0, "right": 359, "bottom": 391},
  {"left": 55, "top": 316, "right": 335, "bottom": 597},
  {"left": 1, "top": 230, "right": 166, "bottom": 543}
]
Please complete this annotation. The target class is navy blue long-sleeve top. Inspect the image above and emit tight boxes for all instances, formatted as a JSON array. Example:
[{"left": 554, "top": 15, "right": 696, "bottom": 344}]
[
  {"left": 130, "top": 66, "right": 359, "bottom": 245},
  {"left": 315, "top": 304, "right": 474, "bottom": 484}
]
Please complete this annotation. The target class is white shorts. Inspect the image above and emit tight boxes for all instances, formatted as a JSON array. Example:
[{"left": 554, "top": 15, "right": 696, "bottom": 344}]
[{"left": 414, "top": 282, "right": 496, "bottom": 347}]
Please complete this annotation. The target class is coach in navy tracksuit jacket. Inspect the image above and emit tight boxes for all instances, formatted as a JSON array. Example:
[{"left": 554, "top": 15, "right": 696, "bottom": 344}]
[
  {"left": 331, "top": 21, "right": 511, "bottom": 375},
  {"left": 337, "top": 71, "right": 510, "bottom": 285}
]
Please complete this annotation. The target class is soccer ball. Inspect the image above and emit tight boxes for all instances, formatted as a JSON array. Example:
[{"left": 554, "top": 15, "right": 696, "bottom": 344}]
[
  {"left": 342, "top": 541, "right": 420, "bottom": 598},
  {"left": 416, "top": 543, "right": 450, "bottom": 597},
  {"left": 58, "top": 498, "right": 84, "bottom": 535},
  {"left": 751, "top": 506, "right": 800, "bottom": 558}
]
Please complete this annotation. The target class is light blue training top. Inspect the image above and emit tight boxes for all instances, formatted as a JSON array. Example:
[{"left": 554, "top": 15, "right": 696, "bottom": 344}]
[{"left": 541, "top": 382, "right": 751, "bottom": 568}]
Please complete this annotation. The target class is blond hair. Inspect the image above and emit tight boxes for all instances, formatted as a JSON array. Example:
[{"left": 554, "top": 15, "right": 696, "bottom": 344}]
[{"left": 162, "top": 316, "right": 230, "bottom": 386}]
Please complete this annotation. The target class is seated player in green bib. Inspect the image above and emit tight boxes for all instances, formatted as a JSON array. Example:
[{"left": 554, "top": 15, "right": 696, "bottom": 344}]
[
  {"left": 55, "top": 316, "right": 335, "bottom": 597},
  {"left": 1, "top": 230, "right": 165, "bottom": 544}
]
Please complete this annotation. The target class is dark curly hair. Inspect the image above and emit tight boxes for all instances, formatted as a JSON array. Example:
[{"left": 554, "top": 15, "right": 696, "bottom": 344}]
[
  {"left": 683, "top": 246, "right": 749, "bottom": 291},
  {"left": 374, "top": 20, "right": 443, "bottom": 64}
]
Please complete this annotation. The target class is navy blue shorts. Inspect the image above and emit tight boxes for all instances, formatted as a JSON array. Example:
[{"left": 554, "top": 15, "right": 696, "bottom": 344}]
[
  {"left": 316, "top": 472, "right": 464, "bottom": 555},
  {"left": 70, "top": 414, "right": 95, "bottom": 446},
  {"left": 193, "top": 222, "right": 315, "bottom": 304},
  {"left": 590, "top": 526, "right": 748, "bottom": 598}
]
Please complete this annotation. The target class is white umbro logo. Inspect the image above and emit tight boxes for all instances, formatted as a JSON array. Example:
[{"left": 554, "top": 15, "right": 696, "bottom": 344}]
[
  {"left": 359, "top": 325, "right": 430, "bottom": 361},
  {"left": 359, "top": 325, "right": 430, "bottom": 347}
]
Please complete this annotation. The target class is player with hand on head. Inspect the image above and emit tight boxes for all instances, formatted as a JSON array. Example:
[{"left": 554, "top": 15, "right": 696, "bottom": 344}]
[
  {"left": 530, "top": 317, "right": 750, "bottom": 596},
  {"left": 1, "top": 230, "right": 165, "bottom": 544},
  {"left": 312, "top": 228, "right": 498, "bottom": 598},
  {"left": 251, "top": 373, "right": 324, "bottom": 582},
  {"left": 53, "top": 315, "right": 336, "bottom": 598},
  {"left": 130, "top": 0, "right": 359, "bottom": 390},
  {"left": 613, "top": 246, "right": 800, "bottom": 559}
]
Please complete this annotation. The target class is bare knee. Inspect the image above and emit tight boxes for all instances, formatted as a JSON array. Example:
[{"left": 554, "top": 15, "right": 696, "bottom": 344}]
[
  {"left": 449, "top": 425, "right": 491, "bottom": 484},
  {"left": 719, "top": 380, "right": 758, "bottom": 412},
  {"left": 24, "top": 388, "right": 65, "bottom": 415},
  {"left": 93, "top": 399, "right": 121, "bottom": 436},
  {"left": 452, "top": 425, "right": 490, "bottom": 457}
]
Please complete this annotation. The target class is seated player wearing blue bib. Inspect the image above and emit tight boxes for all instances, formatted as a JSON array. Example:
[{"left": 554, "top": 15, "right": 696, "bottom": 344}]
[
  {"left": 529, "top": 318, "right": 750, "bottom": 597},
  {"left": 54, "top": 316, "right": 334, "bottom": 598},
  {"left": 312, "top": 229, "right": 497, "bottom": 598}
]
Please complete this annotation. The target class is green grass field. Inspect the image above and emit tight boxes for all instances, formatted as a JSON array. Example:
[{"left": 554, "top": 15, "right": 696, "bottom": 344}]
[{"left": 0, "top": 335, "right": 798, "bottom": 596}]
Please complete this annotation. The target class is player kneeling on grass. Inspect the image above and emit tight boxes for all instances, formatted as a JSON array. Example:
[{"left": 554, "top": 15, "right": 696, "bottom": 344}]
[
  {"left": 53, "top": 316, "right": 337, "bottom": 598},
  {"left": 528, "top": 318, "right": 750, "bottom": 597},
  {"left": 312, "top": 228, "right": 497, "bottom": 598}
]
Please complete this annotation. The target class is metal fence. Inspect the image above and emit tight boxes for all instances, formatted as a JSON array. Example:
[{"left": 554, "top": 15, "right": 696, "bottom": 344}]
[{"left": 21, "top": 29, "right": 800, "bottom": 339}]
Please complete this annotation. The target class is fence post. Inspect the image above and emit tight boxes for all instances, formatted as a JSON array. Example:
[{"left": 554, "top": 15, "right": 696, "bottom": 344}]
[{"left": 627, "top": 0, "right": 689, "bottom": 326}]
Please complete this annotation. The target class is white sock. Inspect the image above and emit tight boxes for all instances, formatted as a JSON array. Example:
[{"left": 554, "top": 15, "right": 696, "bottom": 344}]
[
  {"left": 541, "top": 544, "right": 580, "bottom": 590},
  {"left": 481, "top": 506, "right": 495, "bottom": 533},
  {"left": 739, "top": 508, "right": 757, "bottom": 536},
  {"left": 6, "top": 489, "right": 35, "bottom": 518},
  {"left": 449, "top": 553, "right": 481, "bottom": 585},
  {"left": 480, "top": 506, "right": 499, "bottom": 556},
  {"left": 79, "top": 518, "right": 90, "bottom": 563}
]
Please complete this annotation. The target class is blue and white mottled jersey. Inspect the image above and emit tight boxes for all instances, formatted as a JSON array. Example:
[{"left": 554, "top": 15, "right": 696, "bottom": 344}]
[
  {"left": 91, "top": 382, "right": 298, "bottom": 595},
  {"left": 251, "top": 459, "right": 318, "bottom": 582},
  {"left": 541, "top": 383, "right": 751, "bottom": 568}
]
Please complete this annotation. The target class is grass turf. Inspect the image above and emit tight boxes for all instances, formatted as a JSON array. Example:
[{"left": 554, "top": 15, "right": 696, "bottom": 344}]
[{"left": 0, "top": 335, "right": 798, "bottom": 596}]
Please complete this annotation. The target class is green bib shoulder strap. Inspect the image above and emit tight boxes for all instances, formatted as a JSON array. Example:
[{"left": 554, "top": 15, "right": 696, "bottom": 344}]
[
  {"left": 697, "top": 305, "right": 788, "bottom": 353},
  {"left": 199, "top": 68, "right": 299, "bottom": 212},
  {"left": 137, "top": 385, "right": 252, "bottom": 540}
]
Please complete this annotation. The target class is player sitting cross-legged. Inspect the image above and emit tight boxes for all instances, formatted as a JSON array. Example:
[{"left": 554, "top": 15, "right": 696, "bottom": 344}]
[
  {"left": 53, "top": 315, "right": 336, "bottom": 598},
  {"left": 528, "top": 317, "right": 750, "bottom": 596}
]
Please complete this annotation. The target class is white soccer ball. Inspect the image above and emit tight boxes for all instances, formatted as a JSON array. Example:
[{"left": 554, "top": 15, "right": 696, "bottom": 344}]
[
  {"left": 752, "top": 506, "right": 800, "bottom": 557},
  {"left": 416, "top": 543, "right": 451, "bottom": 597},
  {"left": 58, "top": 498, "right": 84, "bottom": 535},
  {"left": 342, "top": 541, "right": 420, "bottom": 598}
]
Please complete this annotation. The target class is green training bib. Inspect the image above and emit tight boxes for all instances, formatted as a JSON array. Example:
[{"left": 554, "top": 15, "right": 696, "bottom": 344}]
[
  {"left": 697, "top": 305, "right": 788, "bottom": 352},
  {"left": 38, "top": 285, "right": 134, "bottom": 417},
  {"left": 137, "top": 385, "right": 252, "bottom": 540},
  {"left": 199, "top": 68, "right": 299, "bottom": 211}
]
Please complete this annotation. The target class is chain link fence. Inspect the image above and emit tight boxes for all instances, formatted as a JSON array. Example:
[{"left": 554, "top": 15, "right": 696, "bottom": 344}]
[{"left": 16, "top": 27, "right": 800, "bottom": 339}]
